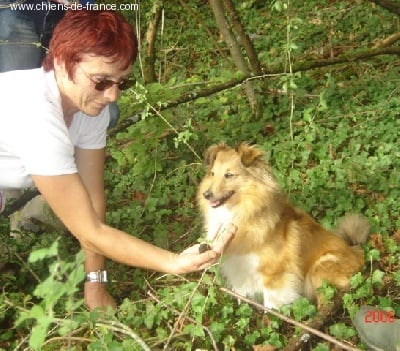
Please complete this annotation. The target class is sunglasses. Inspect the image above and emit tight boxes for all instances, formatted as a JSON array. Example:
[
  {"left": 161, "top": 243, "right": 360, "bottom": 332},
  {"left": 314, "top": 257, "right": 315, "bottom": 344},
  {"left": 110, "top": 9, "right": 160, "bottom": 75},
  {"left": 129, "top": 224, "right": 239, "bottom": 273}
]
[{"left": 78, "top": 64, "right": 136, "bottom": 91}]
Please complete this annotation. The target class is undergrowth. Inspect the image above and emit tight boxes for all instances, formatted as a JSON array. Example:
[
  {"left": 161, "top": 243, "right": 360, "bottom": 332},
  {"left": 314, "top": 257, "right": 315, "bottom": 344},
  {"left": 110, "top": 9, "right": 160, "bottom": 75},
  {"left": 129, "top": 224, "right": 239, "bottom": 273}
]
[{"left": 1, "top": 0, "right": 399, "bottom": 350}]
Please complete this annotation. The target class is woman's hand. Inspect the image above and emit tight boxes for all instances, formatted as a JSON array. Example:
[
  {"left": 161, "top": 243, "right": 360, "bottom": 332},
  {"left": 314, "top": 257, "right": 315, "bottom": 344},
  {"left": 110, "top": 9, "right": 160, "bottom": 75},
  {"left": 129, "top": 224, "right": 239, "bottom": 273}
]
[
  {"left": 84, "top": 282, "right": 117, "bottom": 311},
  {"left": 171, "top": 223, "right": 236, "bottom": 274}
]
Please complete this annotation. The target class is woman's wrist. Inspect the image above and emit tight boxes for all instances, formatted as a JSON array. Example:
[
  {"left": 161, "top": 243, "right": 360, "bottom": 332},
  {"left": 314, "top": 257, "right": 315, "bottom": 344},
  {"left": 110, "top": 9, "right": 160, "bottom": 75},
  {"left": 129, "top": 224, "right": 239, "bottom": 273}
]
[{"left": 164, "top": 251, "right": 181, "bottom": 274}]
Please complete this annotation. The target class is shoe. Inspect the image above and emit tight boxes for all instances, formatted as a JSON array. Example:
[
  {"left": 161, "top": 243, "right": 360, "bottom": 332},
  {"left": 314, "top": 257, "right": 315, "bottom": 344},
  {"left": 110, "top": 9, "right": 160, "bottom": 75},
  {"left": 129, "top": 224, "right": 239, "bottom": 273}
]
[{"left": 353, "top": 306, "right": 400, "bottom": 351}]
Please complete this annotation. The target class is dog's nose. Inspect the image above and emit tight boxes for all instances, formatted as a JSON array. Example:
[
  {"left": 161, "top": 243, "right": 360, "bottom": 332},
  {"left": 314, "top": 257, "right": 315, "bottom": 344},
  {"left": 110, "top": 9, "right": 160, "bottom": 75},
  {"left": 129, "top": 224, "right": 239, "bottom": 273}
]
[{"left": 203, "top": 190, "right": 213, "bottom": 200}]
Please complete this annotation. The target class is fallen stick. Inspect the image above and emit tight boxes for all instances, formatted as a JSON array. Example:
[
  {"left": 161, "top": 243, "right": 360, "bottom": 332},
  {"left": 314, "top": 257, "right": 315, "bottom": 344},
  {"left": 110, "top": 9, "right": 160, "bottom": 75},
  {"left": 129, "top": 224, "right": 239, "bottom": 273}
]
[
  {"left": 220, "top": 287, "right": 361, "bottom": 351},
  {"left": 0, "top": 188, "right": 39, "bottom": 217}
]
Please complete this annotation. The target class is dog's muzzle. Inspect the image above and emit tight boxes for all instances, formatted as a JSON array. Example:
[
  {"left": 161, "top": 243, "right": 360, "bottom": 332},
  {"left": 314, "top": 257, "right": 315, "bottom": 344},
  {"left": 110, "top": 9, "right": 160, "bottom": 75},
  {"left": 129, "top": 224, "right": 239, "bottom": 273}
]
[{"left": 203, "top": 189, "right": 234, "bottom": 207}]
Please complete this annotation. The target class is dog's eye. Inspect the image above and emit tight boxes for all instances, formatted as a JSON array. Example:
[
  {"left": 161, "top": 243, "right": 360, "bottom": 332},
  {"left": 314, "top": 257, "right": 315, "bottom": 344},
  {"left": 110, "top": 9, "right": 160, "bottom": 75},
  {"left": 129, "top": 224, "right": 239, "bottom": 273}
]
[{"left": 224, "top": 172, "right": 234, "bottom": 179}]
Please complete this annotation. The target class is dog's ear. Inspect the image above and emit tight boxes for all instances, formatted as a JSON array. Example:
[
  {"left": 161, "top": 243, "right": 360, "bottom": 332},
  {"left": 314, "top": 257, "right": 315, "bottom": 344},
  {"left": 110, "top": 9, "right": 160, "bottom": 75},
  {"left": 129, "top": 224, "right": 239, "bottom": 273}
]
[
  {"left": 236, "top": 143, "right": 264, "bottom": 167},
  {"left": 204, "top": 143, "right": 229, "bottom": 166}
]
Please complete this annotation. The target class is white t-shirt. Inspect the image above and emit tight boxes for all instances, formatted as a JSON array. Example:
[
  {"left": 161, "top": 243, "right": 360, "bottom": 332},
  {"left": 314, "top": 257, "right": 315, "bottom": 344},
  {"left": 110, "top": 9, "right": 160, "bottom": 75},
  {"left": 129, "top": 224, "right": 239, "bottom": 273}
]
[{"left": 0, "top": 68, "right": 109, "bottom": 189}]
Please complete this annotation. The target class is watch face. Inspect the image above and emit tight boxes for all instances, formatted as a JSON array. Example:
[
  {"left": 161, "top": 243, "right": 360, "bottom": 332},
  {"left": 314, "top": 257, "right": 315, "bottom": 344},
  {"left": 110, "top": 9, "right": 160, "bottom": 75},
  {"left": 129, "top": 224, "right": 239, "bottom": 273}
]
[
  {"left": 86, "top": 270, "right": 107, "bottom": 283},
  {"left": 99, "top": 270, "right": 108, "bottom": 283}
]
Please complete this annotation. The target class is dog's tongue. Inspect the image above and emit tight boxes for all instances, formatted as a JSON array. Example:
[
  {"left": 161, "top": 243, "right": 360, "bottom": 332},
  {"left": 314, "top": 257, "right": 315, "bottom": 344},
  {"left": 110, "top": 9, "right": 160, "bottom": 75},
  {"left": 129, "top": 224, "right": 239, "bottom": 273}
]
[{"left": 210, "top": 200, "right": 220, "bottom": 207}]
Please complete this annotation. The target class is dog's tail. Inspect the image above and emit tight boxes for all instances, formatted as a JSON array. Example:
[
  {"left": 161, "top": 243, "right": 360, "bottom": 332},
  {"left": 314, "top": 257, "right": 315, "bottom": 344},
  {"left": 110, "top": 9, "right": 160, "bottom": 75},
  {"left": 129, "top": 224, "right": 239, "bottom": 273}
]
[{"left": 334, "top": 214, "right": 370, "bottom": 245}]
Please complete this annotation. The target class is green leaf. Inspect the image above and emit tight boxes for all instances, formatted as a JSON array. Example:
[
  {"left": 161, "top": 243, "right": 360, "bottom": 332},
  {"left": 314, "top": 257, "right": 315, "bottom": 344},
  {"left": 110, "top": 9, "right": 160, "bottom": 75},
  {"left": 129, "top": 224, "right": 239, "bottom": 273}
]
[
  {"left": 58, "top": 319, "right": 80, "bottom": 336},
  {"left": 367, "top": 248, "right": 381, "bottom": 261},
  {"left": 372, "top": 269, "right": 385, "bottom": 287},
  {"left": 183, "top": 323, "right": 205, "bottom": 338},
  {"left": 349, "top": 272, "right": 363, "bottom": 289},
  {"left": 209, "top": 321, "right": 225, "bottom": 342},
  {"left": 29, "top": 316, "right": 53, "bottom": 350},
  {"left": 28, "top": 240, "right": 59, "bottom": 263},
  {"left": 291, "top": 297, "right": 316, "bottom": 320},
  {"left": 393, "top": 270, "right": 400, "bottom": 286},
  {"left": 329, "top": 322, "right": 357, "bottom": 339},
  {"left": 313, "top": 343, "right": 330, "bottom": 351}
]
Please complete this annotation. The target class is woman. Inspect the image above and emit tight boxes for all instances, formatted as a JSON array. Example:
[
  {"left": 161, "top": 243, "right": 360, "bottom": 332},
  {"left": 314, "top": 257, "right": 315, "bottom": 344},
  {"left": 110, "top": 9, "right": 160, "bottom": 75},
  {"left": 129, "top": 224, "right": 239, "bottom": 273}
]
[{"left": 0, "top": 10, "right": 235, "bottom": 310}]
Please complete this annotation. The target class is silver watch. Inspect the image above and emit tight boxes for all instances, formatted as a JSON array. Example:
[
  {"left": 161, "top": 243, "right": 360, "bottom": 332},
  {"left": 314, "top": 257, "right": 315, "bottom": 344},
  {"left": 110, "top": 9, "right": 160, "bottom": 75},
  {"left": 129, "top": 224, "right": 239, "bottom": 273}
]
[{"left": 85, "top": 270, "right": 108, "bottom": 283}]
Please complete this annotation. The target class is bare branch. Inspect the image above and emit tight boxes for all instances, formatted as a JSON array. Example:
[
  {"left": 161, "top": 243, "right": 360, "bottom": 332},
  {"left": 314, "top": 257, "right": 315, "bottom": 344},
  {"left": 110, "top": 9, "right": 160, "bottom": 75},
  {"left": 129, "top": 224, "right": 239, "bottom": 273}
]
[
  {"left": 109, "top": 46, "right": 400, "bottom": 137},
  {"left": 373, "top": 31, "right": 400, "bottom": 48},
  {"left": 96, "top": 319, "right": 151, "bottom": 351},
  {"left": 220, "top": 288, "right": 361, "bottom": 351},
  {"left": 370, "top": 0, "right": 400, "bottom": 16},
  {"left": 0, "top": 188, "right": 39, "bottom": 217}
]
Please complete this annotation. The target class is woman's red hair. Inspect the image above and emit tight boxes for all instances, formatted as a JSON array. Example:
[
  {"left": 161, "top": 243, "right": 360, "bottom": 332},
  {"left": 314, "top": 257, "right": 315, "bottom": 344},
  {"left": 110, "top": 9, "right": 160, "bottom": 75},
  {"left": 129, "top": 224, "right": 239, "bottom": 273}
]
[{"left": 42, "top": 10, "right": 138, "bottom": 78}]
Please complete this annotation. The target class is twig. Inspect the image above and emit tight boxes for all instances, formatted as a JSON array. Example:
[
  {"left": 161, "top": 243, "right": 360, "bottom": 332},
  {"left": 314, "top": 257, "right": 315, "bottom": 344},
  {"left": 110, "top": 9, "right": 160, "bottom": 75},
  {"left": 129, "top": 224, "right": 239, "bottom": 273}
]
[
  {"left": 373, "top": 31, "right": 400, "bottom": 48},
  {"left": 42, "top": 336, "right": 93, "bottom": 346},
  {"left": 285, "top": 1, "right": 295, "bottom": 142},
  {"left": 96, "top": 319, "right": 151, "bottom": 351},
  {"left": 161, "top": 270, "right": 219, "bottom": 351},
  {"left": 13, "top": 334, "right": 30, "bottom": 351},
  {"left": 148, "top": 289, "right": 219, "bottom": 351},
  {"left": 113, "top": 89, "right": 202, "bottom": 161},
  {"left": 220, "top": 287, "right": 362, "bottom": 351},
  {"left": 283, "top": 292, "right": 348, "bottom": 351},
  {"left": 13, "top": 252, "right": 41, "bottom": 283}
]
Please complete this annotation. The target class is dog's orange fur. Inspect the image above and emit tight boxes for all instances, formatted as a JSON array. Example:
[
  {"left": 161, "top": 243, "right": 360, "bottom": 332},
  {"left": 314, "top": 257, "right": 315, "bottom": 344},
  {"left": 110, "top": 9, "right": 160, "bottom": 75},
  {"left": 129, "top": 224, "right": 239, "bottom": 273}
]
[{"left": 198, "top": 143, "right": 370, "bottom": 309}]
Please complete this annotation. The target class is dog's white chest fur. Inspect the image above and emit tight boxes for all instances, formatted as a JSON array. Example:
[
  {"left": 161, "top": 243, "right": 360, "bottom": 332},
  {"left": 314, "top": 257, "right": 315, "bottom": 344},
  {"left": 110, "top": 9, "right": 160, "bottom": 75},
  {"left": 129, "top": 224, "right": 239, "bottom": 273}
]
[
  {"left": 204, "top": 206, "right": 234, "bottom": 241},
  {"left": 220, "top": 253, "right": 265, "bottom": 297},
  {"left": 205, "top": 206, "right": 301, "bottom": 309},
  {"left": 219, "top": 253, "right": 301, "bottom": 309},
  {"left": 204, "top": 207, "right": 264, "bottom": 299}
]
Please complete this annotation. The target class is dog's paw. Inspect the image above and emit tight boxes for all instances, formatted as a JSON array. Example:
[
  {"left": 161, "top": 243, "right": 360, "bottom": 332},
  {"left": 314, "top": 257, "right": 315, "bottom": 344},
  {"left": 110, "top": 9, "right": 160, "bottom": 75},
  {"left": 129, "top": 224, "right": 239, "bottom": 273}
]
[{"left": 198, "top": 242, "right": 211, "bottom": 253}]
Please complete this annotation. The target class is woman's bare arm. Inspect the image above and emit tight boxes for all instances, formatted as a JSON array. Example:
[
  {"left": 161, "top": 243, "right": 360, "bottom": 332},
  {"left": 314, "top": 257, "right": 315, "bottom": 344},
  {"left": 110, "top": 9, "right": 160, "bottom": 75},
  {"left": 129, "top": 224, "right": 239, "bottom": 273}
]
[{"left": 31, "top": 172, "right": 234, "bottom": 274}]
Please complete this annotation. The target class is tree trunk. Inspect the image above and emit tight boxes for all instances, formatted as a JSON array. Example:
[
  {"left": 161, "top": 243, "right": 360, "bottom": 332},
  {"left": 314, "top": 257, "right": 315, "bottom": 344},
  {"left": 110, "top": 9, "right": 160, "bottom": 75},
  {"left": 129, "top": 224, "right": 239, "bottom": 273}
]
[
  {"left": 143, "top": 0, "right": 163, "bottom": 83},
  {"left": 223, "top": 0, "right": 263, "bottom": 75},
  {"left": 209, "top": 0, "right": 260, "bottom": 116},
  {"left": 178, "top": 0, "right": 235, "bottom": 70}
]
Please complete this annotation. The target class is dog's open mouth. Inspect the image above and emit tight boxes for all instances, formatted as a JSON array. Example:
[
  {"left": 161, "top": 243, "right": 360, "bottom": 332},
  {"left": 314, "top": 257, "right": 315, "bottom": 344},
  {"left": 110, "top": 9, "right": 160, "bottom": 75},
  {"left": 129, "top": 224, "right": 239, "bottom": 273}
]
[
  {"left": 209, "top": 200, "right": 222, "bottom": 207},
  {"left": 204, "top": 190, "right": 235, "bottom": 208}
]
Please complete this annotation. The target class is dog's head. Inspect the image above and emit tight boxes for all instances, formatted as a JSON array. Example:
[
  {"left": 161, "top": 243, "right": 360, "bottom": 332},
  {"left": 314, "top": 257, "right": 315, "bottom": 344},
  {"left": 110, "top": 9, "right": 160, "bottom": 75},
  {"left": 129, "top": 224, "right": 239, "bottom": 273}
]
[
  {"left": 204, "top": 143, "right": 264, "bottom": 169},
  {"left": 198, "top": 143, "right": 278, "bottom": 209}
]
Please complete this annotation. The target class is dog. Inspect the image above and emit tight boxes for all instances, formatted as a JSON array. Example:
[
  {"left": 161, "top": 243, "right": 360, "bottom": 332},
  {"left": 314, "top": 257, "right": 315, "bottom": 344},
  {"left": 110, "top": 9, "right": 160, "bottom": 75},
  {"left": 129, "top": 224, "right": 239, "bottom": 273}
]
[{"left": 197, "top": 143, "right": 370, "bottom": 309}]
